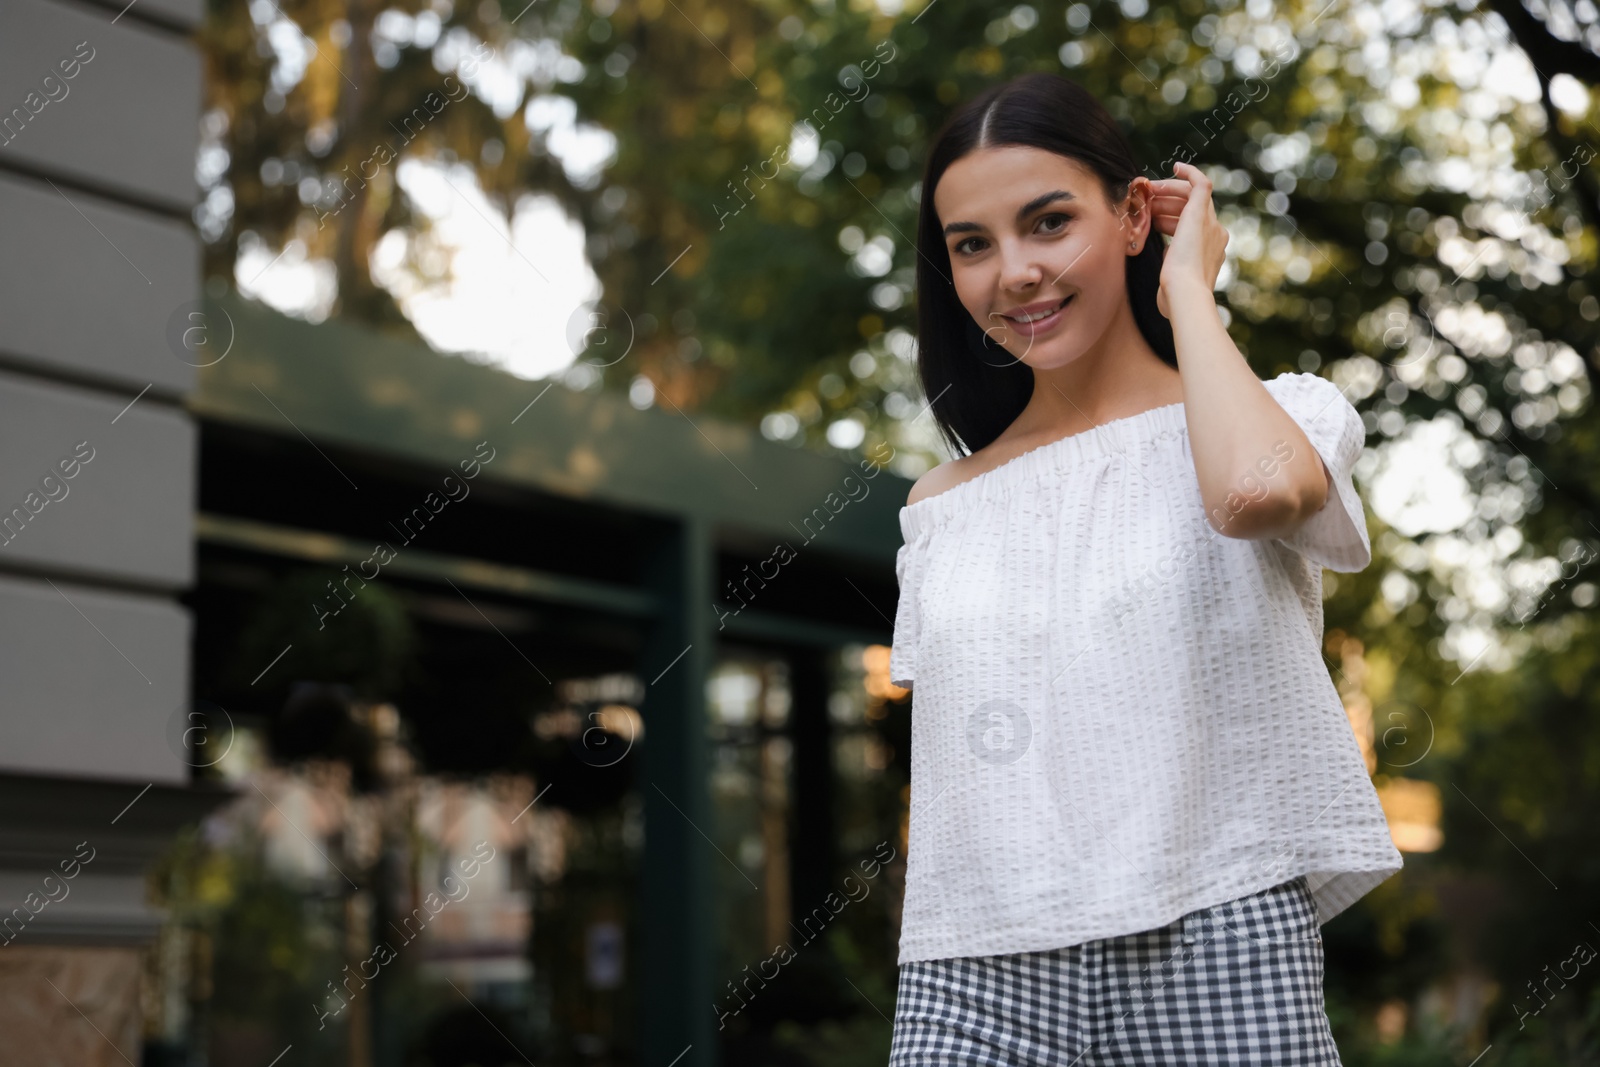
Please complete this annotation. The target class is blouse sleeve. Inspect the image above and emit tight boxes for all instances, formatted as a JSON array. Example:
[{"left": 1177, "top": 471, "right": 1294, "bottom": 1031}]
[
  {"left": 889, "top": 534, "right": 925, "bottom": 690},
  {"left": 1263, "top": 372, "right": 1372, "bottom": 573}
]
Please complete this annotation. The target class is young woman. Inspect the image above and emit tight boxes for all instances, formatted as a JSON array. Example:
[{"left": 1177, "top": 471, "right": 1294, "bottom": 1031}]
[{"left": 887, "top": 72, "right": 1403, "bottom": 1064}]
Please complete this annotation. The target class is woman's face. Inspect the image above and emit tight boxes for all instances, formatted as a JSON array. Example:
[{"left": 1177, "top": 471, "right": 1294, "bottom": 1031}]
[{"left": 933, "top": 145, "right": 1152, "bottom": 369}]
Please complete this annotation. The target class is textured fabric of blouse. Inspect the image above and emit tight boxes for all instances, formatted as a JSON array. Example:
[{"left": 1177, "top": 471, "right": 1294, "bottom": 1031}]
[{"left": 889, "top": 371, "right": 1403, "bottom": 965}]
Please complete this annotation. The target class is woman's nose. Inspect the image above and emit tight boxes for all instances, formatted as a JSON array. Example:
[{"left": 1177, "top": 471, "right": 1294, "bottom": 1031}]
[{"left": 997, "top": 242, "right": 1043, "bottom": 291}]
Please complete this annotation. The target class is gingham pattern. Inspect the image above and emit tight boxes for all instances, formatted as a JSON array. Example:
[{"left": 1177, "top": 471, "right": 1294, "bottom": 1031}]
[{"left": 888, "top": 876, "right": 1342, "bottom": 1066}]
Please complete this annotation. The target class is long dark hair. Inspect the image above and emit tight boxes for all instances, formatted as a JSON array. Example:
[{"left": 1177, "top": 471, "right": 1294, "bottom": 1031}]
[{"left": 914, "top": 73, "right": 1177, "bottom": 457}]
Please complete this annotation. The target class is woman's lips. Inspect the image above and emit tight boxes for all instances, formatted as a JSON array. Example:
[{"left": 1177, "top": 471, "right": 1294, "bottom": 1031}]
[{"left": 1003, "top": 295, "right": 1073, "bottom": 339}]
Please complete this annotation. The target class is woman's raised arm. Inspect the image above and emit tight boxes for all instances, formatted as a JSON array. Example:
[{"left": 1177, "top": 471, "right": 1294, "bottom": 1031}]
[{"left": 1153, "top": 162, "right": 1330, "bottom": 541}]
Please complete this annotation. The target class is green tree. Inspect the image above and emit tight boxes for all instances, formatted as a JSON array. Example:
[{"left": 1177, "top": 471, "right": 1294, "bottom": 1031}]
[
  {"left": 198, "top": 0, "right": 584, "bottom": 331},
  {"left": 198, "top": 0, "right": 1600, "bottom": 1051}
]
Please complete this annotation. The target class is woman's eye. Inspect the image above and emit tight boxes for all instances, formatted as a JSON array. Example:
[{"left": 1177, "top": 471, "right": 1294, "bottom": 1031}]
[{"left": 951, "top": 217, "right": 1066, "bottom": 256}]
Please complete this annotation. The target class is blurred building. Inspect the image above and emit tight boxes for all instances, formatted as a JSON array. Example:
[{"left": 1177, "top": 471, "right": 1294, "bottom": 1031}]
[
  {"left": 0, "top": 0, "right": 223, "bottom": 1064},
  {"left": 175, "top": 290, "right": 905, "bottom": 1066},
  {"left": 0, "top": 5, "right": 910, "bottom": 1047}
]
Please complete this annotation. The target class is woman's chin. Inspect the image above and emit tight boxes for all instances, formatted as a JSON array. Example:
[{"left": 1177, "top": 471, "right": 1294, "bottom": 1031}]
[{"left": 1011, "top": 339, "right": 1085, "bottom": 371}]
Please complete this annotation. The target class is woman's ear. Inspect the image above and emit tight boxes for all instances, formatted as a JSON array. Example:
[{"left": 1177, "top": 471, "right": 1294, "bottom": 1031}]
[{"left": 1121, "top": 177, "right": 1156, "bottom": 249}]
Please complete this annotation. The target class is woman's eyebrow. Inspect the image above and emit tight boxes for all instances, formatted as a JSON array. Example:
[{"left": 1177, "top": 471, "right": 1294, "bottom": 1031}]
[{"left": 942, "top": 189, "right": 1077, "bottom": 237}]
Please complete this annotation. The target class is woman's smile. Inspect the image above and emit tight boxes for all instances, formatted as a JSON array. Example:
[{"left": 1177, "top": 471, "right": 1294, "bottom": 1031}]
[{"left": 997, "top": 293, "right": 1073, "bottom": 340}]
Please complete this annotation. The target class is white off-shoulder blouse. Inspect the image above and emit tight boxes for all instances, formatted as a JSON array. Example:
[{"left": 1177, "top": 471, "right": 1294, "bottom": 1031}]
[{"left": 889, "top": 371, "right": 1403, "bottom": 965}]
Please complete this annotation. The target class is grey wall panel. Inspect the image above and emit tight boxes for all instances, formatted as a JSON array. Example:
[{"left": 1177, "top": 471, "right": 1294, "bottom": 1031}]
[
  {"left": 0, "top": 372, "right": 194, "bottom": 588},
  {"left": 0, "top": 0, "right": 200, "bottom": 211},
  {"left": 0, "top": 573, "right": 188, "bottom": 785},
  {"left": 0, "top": 871, "right": 162, "bottom": 944},
  {"left": 74, "top": 0, "right": 205, "bottom": 33},
  {"left": 0, "top": 172, "right": 198, "bottom": 396}
]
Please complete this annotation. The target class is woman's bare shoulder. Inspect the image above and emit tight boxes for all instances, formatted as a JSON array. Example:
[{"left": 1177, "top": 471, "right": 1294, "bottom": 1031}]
[
  {"left": 905, "top": 424, "right": 1072, "bottom": 507},
  {"left": 906, "top": 456, "right": 976, "bottom": 507}
]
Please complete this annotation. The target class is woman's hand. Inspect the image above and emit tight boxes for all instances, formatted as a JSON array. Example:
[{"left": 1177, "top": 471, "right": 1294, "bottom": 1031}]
[{"left": 1148, "top": 161, "right": 1229, "bottom": 319}]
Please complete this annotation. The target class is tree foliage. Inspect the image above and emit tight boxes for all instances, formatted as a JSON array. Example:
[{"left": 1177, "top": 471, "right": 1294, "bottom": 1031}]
[{"left": 195, "top": 0, "right": 1600, "bottom": 1055}]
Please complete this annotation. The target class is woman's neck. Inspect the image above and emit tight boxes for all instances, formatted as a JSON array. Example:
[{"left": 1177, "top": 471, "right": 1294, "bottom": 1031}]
[{"left": 1008, "top": 300, "right": 1182, "bottom": 441}]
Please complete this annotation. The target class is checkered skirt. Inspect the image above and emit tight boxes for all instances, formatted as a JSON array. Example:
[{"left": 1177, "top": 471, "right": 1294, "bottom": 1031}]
[{"left": 889, "top": 875, "right": 1342, "bottom": 1066}]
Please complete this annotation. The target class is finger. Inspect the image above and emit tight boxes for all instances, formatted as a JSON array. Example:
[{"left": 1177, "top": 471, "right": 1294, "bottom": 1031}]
[
  {"left": 1149, "top": 184, "right": 1191, "bottom": 210},
  {"left": 1169, "top": 168, "right": 1208, "bottom": 204},
  {"left": 1172, "top": 160, "right": 1212, "bottom": 191},
  {"left": 1175, "top": 182, "right": 1214, "bottom": 221},
  {"left": 1138, "top": 181, "right": 1189, "bottom": 216}
]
